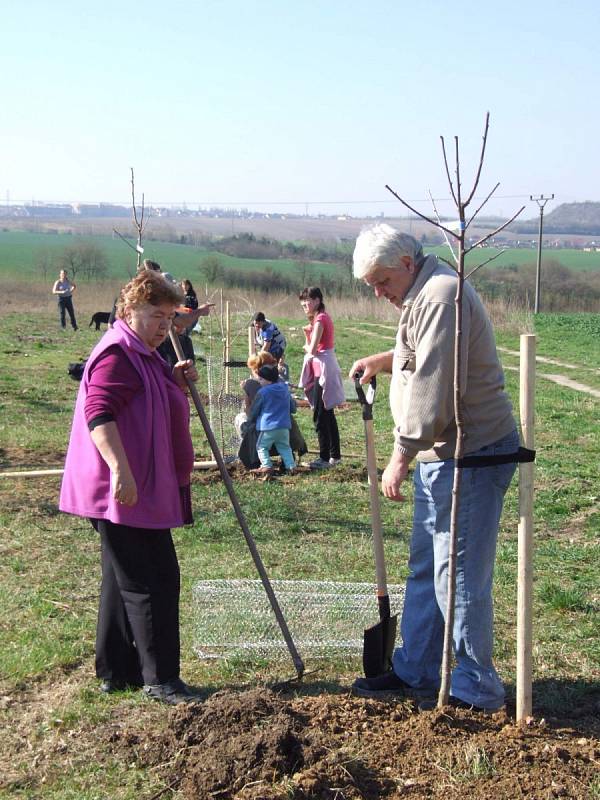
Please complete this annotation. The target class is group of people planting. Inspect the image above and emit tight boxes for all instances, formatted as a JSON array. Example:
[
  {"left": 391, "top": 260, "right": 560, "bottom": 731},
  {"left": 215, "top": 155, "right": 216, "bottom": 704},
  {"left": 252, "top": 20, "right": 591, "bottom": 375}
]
[
  {"left": 59, "top": 224, "right": 520, "bottom": 712},
  {"left": 246, "top": 289, "right": 344, "bottom": 474}
]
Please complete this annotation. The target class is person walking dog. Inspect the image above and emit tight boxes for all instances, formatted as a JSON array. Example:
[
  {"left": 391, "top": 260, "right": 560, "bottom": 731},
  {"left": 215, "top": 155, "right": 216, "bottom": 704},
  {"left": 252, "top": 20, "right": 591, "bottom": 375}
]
[{"left": 349, "top": 225, "right": 519, "bottom": 713}]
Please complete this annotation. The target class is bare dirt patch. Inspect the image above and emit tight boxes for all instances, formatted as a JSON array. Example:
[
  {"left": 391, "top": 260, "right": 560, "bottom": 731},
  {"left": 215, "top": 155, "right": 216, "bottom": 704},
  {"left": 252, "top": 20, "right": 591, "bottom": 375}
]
[{"left": 103, "top": 687, "right": 600, "bottom": 800}]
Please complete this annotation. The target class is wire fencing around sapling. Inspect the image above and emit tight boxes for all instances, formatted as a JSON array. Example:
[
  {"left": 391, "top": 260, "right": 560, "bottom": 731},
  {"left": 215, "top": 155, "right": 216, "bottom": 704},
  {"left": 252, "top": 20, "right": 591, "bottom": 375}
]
[{"left": 192, "top": 579, "right": 405, "bottom": 663}]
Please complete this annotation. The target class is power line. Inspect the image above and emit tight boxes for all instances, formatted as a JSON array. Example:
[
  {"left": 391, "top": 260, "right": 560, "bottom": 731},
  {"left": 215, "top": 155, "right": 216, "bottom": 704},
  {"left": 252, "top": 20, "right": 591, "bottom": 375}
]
[
  {"left": 530, "top": 193, "right": 555, "bottom": 314},
  {"left": 7, "top": 194, "right": 536, "bottom": 208}
]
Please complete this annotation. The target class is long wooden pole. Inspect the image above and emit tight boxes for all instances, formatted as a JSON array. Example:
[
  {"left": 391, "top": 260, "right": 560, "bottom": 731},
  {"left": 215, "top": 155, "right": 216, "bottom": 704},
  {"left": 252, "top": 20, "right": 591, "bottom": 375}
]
[
  {"left": 225, "top": 300, "right": 231, "bottom": 394},
  {"left": 517, "top": 333, "right": 536, "bottom": 721},
  {"left": 169, "top": 329, "right": 305, "bottom": 679},
  {"left": 0, "top": 461, "right": 223, "bottom": 479},
  {"left": 248, "top": 323, "right": 255, "bottom": 359}
]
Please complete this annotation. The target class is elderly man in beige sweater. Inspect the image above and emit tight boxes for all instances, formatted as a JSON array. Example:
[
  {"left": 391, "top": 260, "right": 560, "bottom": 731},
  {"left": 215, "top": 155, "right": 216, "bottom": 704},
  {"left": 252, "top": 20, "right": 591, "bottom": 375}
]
[{"left": 349, "top": 225, "right": 519, "bottom": 713}]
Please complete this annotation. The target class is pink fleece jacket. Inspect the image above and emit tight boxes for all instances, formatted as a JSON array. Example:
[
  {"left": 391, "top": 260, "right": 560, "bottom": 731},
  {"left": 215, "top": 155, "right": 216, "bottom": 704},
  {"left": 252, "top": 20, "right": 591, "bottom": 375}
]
[{"left": 59, "top": 320, "right": 194, "bottom": 529}]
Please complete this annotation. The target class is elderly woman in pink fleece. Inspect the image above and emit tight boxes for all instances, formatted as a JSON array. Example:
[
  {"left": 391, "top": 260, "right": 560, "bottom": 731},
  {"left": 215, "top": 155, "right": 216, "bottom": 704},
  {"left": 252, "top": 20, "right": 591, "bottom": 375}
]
[{"left": 60, "top": 270, "right": 201, "bottom": 705}]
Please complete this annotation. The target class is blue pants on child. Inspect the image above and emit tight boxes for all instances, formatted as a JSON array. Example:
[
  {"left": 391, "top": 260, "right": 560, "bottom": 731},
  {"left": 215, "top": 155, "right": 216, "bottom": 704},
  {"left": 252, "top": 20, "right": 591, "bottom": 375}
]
[{"left": 257, "top": 428, "right": 295, "bottom": 470}]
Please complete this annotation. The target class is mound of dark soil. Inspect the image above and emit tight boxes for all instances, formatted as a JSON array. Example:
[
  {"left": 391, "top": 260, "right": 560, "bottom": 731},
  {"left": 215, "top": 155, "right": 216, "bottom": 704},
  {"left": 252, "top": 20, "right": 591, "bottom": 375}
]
[{"left": 108, "top": 687, "right": 600, "bottom": 799}]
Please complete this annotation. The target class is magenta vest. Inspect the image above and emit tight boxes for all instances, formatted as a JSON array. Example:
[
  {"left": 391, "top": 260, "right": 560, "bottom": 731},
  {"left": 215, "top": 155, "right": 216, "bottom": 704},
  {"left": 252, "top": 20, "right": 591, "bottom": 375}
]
[{"left": 59, "top": 320, "right": 193, "bottom": 529}]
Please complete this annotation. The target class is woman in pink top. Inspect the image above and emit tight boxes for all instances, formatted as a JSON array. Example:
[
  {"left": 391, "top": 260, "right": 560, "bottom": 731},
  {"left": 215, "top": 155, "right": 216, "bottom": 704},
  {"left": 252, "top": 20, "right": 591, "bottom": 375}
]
[
  {"left": 299, "top": 286, "right": 343, "bottom": 469},
  {"left": 60, "top": 270, "right": 202, "bottom": 705}
]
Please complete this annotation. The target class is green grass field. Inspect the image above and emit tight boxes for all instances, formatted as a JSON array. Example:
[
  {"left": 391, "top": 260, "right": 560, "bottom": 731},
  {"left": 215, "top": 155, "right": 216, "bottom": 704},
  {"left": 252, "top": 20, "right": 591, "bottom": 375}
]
[
  {"left": 0, "top": 299, "right": 598, "bottom": 798},
  {"left": 0, "top": 230, "right": 598, "bottom": 286},
  {"left": 428, "top": 244, "right": 600, "bottom": 271},
  {"left": 0, "top": 230, "right": 340, "bottom": 282}
]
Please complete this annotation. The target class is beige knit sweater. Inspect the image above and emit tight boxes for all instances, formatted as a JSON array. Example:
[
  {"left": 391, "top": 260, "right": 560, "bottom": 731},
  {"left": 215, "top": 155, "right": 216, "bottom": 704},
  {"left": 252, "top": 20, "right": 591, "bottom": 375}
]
[{"left": 390, "top": 255, "right": 516, "bottom": 462}]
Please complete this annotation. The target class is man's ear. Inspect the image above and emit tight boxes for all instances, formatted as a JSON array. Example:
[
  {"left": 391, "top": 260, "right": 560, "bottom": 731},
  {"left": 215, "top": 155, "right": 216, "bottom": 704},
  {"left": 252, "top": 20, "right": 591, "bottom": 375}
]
[{"left": 400, "top": 255, "right": 414, "bottom": 272}]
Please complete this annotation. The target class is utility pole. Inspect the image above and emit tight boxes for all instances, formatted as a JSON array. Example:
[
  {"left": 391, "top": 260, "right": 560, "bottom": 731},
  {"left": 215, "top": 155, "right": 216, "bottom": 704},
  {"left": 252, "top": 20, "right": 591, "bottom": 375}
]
[{"left": 530, "top": 193, "right": 554, "bottom": 314}]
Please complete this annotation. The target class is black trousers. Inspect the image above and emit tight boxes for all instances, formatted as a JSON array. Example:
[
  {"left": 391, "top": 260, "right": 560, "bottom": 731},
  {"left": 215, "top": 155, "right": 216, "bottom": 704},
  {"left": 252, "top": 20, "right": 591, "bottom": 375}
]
[
  {"left": 58, "top": 296, "right": 77, "bottom": 329},
  {"left": 91, "top": 519, "right": 180, "bottom": 686},
  {"left": 313, "top": 381, "right": 341, "bottom": 461}
]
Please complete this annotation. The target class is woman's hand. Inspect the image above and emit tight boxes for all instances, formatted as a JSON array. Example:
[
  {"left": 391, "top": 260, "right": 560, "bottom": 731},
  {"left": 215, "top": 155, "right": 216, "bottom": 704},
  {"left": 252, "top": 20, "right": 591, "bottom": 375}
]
[
  {"left": 173, "top": 359, "right": 198, "bottom": 390},
  {"left": 112, "top": 466, "right": 138, "bottom": 506},
  {"left": 90, "top": 421, "right": 138, "bottom": 507}
]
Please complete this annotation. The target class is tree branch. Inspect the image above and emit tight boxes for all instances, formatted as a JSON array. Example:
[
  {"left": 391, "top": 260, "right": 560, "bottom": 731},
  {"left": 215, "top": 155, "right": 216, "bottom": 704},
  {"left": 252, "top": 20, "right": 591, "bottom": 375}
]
[
  {"left": 465, "top": 206, "right": 525, "bottom": 253},
  {"left": 464, "top": 248, "right": 509, "bottom": 279},
  {"left": 465, "top": 182, "right": 500, "bottom": 231},
  {"left": 428, "top": 189, "right": 458, "bottom": 265},
  {"left": 440, "top": 136, "right": 458, "bottom": 206},
  {"left": 139, "top": 192, "right": 146, "bottom": 233},
  {"left": 130, "top": 167, "right": 140, "bottom": 229},
  {"left": 385, "top": 184, "right": 459, "bottom": 239},
  {"left": 112, "top": 228, "right": 138, "bottom": 253},
  {"left": 464, "top": 111, "right": 490, "bottom": 207},
  {"left": 438, "top": 256, "right": 458, "bottom": 270},
  {"left": 455, "top": 136, "right": 462, "bottom": 210}
]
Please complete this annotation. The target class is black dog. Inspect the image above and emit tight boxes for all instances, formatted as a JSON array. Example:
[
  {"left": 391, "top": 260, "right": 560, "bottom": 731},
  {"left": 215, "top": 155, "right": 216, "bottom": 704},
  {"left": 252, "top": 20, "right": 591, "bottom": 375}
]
[
  {"left": 68, "top": 361, "right": 87, "bottom": 381},
  {"left": 89, "top": 311, "right": 111, "bottom": 331}
]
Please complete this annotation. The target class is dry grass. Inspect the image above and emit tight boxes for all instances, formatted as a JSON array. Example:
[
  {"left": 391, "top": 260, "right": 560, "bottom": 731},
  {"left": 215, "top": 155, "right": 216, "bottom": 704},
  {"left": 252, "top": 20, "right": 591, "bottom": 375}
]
[{"left": 3, "top": 276, "right": 533, "bottom": 334}]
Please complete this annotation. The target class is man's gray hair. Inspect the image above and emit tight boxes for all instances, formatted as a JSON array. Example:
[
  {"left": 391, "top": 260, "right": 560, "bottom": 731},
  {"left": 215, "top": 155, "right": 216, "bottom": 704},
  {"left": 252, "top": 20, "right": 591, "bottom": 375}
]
[{"left": 353, "top": 224, "right": 424, "bottom": 279}]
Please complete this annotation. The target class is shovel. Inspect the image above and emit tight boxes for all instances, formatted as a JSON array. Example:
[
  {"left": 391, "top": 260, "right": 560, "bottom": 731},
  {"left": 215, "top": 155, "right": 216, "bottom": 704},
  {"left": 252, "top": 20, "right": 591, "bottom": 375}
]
[
  {"left": 169, "top": 330, "right": 305, "bottom": 681},
  {"left": 354, "top": 372, "right": 398, "bottom": 678}
]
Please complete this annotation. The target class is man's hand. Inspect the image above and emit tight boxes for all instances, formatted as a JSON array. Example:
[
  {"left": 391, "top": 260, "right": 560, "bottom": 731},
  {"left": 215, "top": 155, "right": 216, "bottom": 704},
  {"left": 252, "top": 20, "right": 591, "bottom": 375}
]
[
  {"left": 173, "top": 359, "right": 198, "bottom": 390},
  {"left": 381, "top": 450, "right": 412, "bottom": 502},
  {"left": 348, "top": 351, "right": 393, "bottom": 384}
]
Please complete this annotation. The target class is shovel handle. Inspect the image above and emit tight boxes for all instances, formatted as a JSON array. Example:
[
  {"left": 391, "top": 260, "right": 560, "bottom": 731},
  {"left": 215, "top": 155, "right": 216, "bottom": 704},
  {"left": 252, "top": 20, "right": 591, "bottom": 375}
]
[
  {"left": 169, "top": 330, "right": 305, "bottom": 679},
  {"left": 364, "top": 418, "right": 389, "bottom": 603}
]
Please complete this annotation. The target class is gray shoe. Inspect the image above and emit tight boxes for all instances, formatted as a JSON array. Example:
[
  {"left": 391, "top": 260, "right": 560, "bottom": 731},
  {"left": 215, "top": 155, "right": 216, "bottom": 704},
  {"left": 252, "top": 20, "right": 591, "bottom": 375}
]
[
  {"left": 143, "top": 677, "right": 202, "bottom": 705},
  {"left": 309, "top": 457, "right": 332, "bottom": 470}
]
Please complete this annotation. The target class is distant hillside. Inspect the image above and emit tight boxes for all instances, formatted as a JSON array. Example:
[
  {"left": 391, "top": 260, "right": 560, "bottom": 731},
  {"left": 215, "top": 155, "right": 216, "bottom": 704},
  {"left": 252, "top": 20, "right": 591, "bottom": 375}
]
[{"left": 513, "top": 202, "right": 600, "bottom": 235}]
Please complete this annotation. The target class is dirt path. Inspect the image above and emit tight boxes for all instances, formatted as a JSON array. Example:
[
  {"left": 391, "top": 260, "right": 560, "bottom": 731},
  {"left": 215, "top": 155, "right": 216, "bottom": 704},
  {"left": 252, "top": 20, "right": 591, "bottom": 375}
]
[
  {"left": 497, "top": 346, "right": 599, "bottom": 373},
  {"left": 504, "top": 365, "right": 600, "bottom": 398},
  {"left": 535, "top": 373, "right": 600, "bottom": 399},
  {"left": 347, "top": 329, "right": 600, "bottom": 399}
]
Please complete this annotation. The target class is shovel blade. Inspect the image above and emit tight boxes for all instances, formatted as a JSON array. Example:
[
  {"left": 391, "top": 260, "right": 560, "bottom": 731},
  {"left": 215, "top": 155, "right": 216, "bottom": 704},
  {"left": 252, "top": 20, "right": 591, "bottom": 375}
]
[{"left": 362, "top": 614, "right": 398, "bottom": 678}]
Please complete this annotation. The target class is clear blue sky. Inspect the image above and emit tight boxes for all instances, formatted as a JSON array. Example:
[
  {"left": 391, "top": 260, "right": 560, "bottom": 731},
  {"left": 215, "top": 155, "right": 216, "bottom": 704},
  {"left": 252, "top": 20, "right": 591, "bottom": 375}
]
[{"left": 1, "top": 0, "right": 598, "bottom": 218}]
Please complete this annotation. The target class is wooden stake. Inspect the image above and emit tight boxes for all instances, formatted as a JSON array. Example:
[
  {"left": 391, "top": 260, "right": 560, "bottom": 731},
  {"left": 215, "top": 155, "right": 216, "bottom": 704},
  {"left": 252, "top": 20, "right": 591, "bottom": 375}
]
[
  {"left": 225, "top": 300, "right": 231, "bottom": 394},
  {"left": 0, "top": 461, "right": 221, "bottom": 479},
  {"left": 517, "top": 333, "right": 536, "bottom": 721},
  {"left": 248, "top": 323, "right": 255, "bottom": 359}
]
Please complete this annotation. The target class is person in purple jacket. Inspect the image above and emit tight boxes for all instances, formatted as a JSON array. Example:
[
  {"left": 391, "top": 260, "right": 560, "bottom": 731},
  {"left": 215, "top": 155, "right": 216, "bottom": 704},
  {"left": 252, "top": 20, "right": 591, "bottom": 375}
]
[{"left": 59, "top": 269, "right": 202, "bottom": 705}]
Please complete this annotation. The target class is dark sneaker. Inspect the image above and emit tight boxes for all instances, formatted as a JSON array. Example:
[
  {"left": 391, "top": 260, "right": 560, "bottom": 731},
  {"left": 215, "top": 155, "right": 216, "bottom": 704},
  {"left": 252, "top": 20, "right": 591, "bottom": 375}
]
[
  {"left": 99, "top": 678, "right": 142, "bottom": 694},
  {"left": 351, "top": 671, "right": 411, "bottom": 699},
  {"left": 143, "top": 678, "right": 203, "bottom": 706},
  {"left": 417, "top": 696, "right": 504, "bottom": 715}
]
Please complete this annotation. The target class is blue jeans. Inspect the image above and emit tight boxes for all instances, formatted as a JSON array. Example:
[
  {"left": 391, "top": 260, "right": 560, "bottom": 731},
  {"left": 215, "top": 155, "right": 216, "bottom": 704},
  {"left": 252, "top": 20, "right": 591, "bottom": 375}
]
[
  {"left": 393, "top": 429, "right": 519, "bottom": 709},
  {"left": 256, "top": 428, "right": 295, "bottom": 470}
]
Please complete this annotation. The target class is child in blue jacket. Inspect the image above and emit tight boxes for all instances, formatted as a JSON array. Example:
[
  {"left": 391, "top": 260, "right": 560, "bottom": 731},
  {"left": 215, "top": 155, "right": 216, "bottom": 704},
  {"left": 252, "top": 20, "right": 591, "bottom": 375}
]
[{"left": 249, "top": 364, "right": 297, "bottom": 473}]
